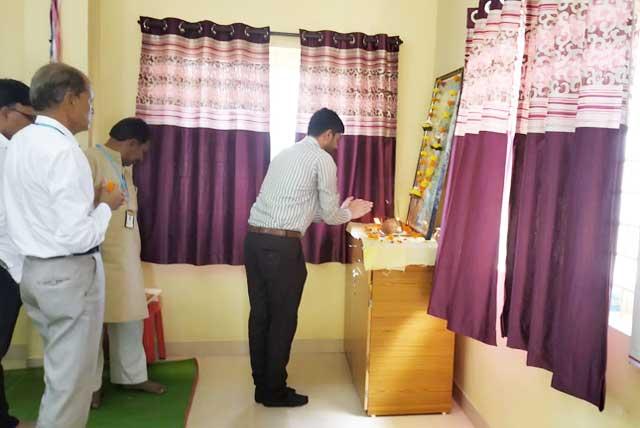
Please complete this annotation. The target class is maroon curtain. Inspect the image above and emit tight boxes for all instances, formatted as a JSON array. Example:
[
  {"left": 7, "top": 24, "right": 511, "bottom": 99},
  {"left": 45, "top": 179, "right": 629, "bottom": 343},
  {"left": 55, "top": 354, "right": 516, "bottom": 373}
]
[
  {"left": 299, "top": 136, "right": 395, "bottom": 263},
  {"left": 295, "top": 30, "right": 401, "bottom": 263},
  {"left": 503, "top": 130, "right": 625, "bottom": 409},
  {"left": 501, "top": 0, "right": 635, "bottom": 409},
  {"left": 134, "top": 126, "right": 269, "bottom": 265},
  {"left": 134, "top": 17, "right": 271, "bottom": 265},
  {"left": 428, "top": 0, "right": 523, "bottom": 345}
]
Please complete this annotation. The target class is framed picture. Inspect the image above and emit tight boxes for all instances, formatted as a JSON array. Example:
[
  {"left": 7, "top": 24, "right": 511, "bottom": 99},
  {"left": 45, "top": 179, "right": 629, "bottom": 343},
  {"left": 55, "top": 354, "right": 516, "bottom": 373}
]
[{"left": 406, "top": 68, "right": 463, "bottom": 239}]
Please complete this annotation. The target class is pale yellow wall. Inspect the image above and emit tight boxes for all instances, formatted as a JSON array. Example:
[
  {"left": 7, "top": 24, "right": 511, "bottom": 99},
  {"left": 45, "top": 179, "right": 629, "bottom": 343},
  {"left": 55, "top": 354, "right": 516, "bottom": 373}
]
[
  {"left": 436, "top": 1, "right": 640, "bottom": 426},
  {"left": 434, "top": 0, "right": 475, "bottom": 76},
  {"left": 60, "top": 0, "right": 90, "bottom": 146},
  {"left": 142, "top": 263, "right": 346, "bottom": 343},
  {"left": 456, "top": 332, "right": 640, "bottom": 428},
  {"left": 0, "top": 0, "right": 91, "bottom": 149},
  {"left": 0, "top": 2, "right": 26, "bottom": 79},
  {"left": 89, "top": 0, "right": 441, "bottom": 345},
  {"left": 0, "top": 0, "right": 50, "bottom": 82}
]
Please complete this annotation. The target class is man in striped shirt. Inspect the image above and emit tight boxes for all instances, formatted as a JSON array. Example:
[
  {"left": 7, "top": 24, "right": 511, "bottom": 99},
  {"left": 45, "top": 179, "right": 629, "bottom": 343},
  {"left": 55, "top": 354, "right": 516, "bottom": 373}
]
[{"left": 245, "top": 108, "right": 372, "bottom": 407}]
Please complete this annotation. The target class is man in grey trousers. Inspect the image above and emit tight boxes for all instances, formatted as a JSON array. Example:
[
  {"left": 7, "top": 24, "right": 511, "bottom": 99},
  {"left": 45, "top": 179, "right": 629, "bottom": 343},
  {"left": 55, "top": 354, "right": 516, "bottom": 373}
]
[{"left": 3, "top": 63, "right": 124, "bottom": 428}]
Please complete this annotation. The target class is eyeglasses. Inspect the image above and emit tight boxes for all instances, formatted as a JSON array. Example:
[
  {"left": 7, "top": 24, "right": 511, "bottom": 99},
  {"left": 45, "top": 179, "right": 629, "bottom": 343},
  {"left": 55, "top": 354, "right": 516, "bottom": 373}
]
[{"left": 10, "top": 108, "right": 36, "bottom": 123}]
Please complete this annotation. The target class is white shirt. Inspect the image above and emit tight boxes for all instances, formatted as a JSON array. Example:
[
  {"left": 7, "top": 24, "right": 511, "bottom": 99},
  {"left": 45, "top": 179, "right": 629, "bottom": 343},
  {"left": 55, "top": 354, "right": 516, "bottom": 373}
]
[
  {"left": 3, "top": 116, "right": 112, "bottom": 258},
  {"left": 0, "top": 133, "right": 23, "bottom": 282},
  {"left": 249, "top": 136, "right": 351, "bottom": 234}
]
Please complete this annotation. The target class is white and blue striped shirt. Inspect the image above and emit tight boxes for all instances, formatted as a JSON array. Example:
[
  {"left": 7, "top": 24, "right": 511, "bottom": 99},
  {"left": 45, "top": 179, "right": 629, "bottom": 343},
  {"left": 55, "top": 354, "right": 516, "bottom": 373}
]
[{"left": 249, "top": 136, "right": 351, "bottom": 234}]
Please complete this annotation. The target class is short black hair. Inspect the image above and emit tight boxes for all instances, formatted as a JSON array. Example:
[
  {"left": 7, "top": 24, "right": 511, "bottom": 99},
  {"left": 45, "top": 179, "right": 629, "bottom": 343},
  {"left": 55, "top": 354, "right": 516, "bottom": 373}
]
[
  {"left": 109, "top": 117, "right": 150, "bottom": 143},
  {"left": 30, "top": 63, "right": 88, "bottom": 111},
  {"left": 0, "top": 79, "right": 31, "bottom": 108},
  {"left": 307, "top": 108, "right": 345, "bottom": 137}
]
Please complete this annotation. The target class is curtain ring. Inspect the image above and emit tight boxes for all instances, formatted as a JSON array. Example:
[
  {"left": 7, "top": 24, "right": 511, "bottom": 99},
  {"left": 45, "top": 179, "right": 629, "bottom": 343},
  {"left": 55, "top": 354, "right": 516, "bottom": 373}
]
[
  {"left": 143, "top": 19, "right": 167, "bottom": 32},
  {"left": 251, "top": 28, "right": 269, "bottom": 41},
  {"left": 333, "top": 34, "right": 354, "bottom": 45},
  {"left": 302, "top": 31, "right": 323, "bottom": 43},
  {"left": 211, "top": 23, "right": 234, "bottom": 37},
  {"left": 484, "top": 1, "right": 492, "bottom": 14},
  {"left": 471, "top": 9, "right": 479, "bottom": 23},
  {"left": 364, "top": 36, "right": 379, "bottom": 48},
  {"left": 178, "top": 22, "right": 201, "bottom": 34}
]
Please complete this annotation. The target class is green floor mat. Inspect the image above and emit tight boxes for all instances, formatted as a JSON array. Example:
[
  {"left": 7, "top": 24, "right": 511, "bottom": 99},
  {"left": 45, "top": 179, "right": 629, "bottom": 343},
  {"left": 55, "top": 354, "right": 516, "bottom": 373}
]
[{"left": 5, "top": 359, "right": 198, "bottom": 428}]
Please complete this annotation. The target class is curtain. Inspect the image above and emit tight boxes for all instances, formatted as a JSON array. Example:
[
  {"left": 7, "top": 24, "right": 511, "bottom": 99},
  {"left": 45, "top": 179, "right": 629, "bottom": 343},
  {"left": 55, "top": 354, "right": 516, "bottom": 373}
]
[
  {"left": 431, "top": 0, "right": 636, "bottom": 409},
  {"left": 134, "top": 17, "right": 271, "bottom": 265},
  {"left": 428, "top": 0, "right": 523, "bottom": 345},
  {"left": 502, "top": 0, "right": 635, "bottom": 409},
  {"left": 295, "top": 29, "right": 401, "bottom": 264}
]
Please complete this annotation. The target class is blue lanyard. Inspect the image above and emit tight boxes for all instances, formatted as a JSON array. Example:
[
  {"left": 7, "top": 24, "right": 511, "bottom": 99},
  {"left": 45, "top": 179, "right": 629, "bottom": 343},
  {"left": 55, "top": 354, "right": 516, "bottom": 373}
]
[
  {"left": 35, "top": 122, "right": 66, "bottom": 136},
  {"left": 96, "top": 145, "right": 129, "bottom": 200}
]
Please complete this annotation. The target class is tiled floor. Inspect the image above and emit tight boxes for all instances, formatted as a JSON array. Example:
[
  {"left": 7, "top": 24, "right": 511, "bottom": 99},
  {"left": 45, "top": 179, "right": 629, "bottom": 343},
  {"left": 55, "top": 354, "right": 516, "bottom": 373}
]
[{"left": 186, "top": 354, "right": 474, "bottom": 428}]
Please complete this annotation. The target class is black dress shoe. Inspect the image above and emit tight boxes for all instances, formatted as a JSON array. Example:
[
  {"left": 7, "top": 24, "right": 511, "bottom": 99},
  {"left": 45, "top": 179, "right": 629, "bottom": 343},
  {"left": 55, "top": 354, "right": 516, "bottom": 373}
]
[
  {"left": 262, "top": 389, "right": 309, "bottom": 407},
  {"left": 255, "top": 386, "right": 296, "bottom": 403}
]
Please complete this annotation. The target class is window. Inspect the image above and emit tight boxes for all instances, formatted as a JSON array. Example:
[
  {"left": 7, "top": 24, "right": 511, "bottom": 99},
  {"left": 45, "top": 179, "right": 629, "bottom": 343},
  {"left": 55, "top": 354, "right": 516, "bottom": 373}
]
[
  {"left": 609, "top": 110, "right": 640, "bottom": 335},
  {"left": 269, "top": 44, "right": 301, "bottom": 158}
]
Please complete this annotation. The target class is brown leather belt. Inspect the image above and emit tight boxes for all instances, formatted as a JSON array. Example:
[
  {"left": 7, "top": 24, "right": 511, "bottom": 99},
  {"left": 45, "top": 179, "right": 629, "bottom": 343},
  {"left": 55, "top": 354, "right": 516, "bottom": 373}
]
[{"left": 248, "top": 225, "right": 301, "bottom": 239}]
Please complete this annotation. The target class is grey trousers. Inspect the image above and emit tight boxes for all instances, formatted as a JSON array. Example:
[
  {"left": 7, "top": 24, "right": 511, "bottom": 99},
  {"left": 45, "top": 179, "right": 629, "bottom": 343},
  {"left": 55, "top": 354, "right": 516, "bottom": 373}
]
[
  {"left": 20, "top": 253, "right": 104, "bottom": 428},
  {"left": 95, "top": 320, "right": 148, "bottom": 390}
]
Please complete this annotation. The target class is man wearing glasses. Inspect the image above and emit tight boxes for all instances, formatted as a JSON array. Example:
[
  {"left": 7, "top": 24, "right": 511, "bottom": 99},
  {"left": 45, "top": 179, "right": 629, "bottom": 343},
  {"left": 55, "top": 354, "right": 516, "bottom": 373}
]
[
  {"left": 4, "top": 64, "right": 124, "bottom": 428},
  {"left": 0, "top": 79, "right": 36, "bottom": 428}
]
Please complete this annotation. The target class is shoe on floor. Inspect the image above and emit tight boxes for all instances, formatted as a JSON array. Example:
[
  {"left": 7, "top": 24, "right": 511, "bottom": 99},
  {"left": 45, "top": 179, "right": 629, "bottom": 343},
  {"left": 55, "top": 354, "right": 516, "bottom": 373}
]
[
  {"left": 261, "top": 388, "right": 308, "bottom": 408},
  {"left": 120, "top": 380, "right": 167, "bottom": 395},
  {"left": 255, "top": 386, "right": 296, "bottom": 403}
]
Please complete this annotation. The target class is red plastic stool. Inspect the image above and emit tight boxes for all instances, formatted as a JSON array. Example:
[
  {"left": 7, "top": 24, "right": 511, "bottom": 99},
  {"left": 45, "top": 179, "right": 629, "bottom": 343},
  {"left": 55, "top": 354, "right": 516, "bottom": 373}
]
[{"left": 143, "top": 289, "right": 166, "bottom": 364}]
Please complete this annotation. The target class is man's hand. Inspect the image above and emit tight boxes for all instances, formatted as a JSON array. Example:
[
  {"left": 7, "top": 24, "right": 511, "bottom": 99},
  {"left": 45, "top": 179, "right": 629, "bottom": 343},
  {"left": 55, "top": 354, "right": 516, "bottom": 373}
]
[
  {"left": 341, "top": 196, "right": 354, "bottom": 209},
  {"left": 347, "top": 198, "right": 373, "bottom": 220},
  {"left": 95, "top": 180, "right": 125, "bottom": 211}
]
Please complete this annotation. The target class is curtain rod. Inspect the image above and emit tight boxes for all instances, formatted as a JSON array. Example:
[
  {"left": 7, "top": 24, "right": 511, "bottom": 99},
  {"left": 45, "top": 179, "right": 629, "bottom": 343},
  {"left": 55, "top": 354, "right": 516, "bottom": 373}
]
[
  {"left": 142, "top": 20, "right": 390, "bottom": 43},
  {"left": 271, "top": 31, "right": 299, "bottom": 38}
]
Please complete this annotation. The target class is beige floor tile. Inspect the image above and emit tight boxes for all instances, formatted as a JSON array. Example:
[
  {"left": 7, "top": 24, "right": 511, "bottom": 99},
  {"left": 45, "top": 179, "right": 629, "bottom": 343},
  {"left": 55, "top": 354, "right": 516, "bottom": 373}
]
[{"left": 186, "top": 354, "right": 474, "bottom": 428}]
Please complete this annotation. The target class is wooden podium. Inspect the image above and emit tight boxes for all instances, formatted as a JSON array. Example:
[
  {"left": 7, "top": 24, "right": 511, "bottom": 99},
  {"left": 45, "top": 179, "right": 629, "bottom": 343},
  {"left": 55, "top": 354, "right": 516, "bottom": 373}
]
[{"left": 344, "top": 228, "right": 454, "bottom": 416}]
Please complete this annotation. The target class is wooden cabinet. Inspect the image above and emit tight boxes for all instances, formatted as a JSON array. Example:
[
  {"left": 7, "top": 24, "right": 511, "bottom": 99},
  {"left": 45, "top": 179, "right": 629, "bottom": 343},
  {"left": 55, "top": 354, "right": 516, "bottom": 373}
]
[{"left": 344, "top": 233, "right": 455, "bottom": 416}]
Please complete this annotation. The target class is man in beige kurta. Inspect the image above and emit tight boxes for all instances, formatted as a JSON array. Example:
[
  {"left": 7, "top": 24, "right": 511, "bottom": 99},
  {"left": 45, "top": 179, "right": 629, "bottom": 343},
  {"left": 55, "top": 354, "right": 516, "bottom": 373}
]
[{"left": 84, "top": 118, "right": 166, "bottom": 408}]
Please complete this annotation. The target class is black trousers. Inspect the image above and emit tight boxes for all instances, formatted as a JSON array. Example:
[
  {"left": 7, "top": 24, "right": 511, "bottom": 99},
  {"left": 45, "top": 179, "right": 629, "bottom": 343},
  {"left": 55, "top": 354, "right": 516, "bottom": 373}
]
[
  {"left": 244, "top": 232, "right": 307, "bottom": 395},
  {"left": 0, "top": 266, "right": 21, "bottom": 428}
]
